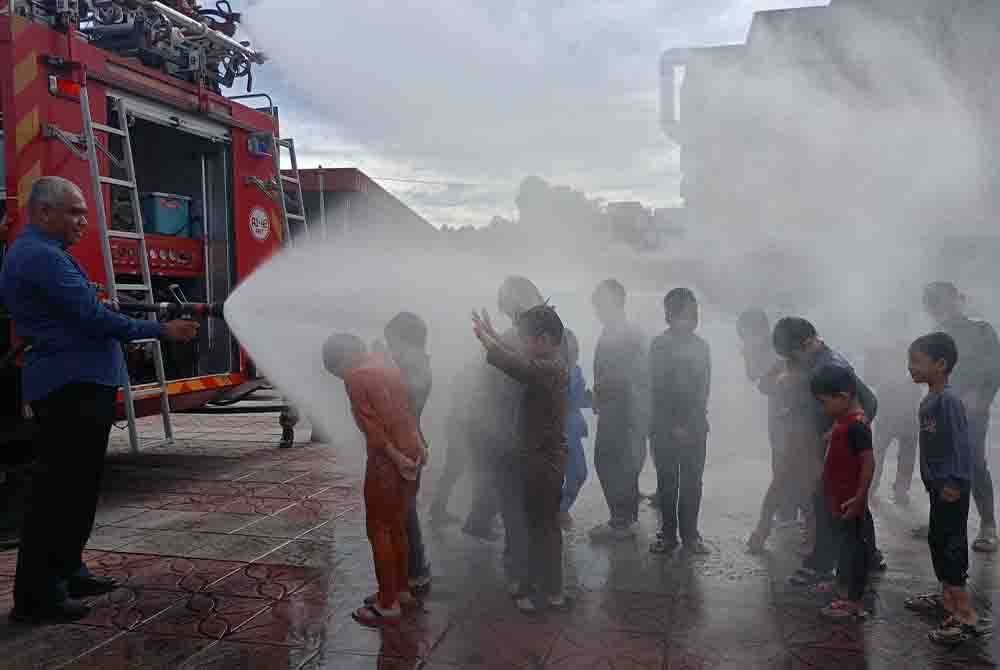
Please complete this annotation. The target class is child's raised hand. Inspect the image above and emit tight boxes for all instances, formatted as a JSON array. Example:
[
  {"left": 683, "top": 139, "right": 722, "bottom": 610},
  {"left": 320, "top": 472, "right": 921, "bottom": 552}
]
[{"left": 472, "top": 309, "right": 500, "bottom": 348}]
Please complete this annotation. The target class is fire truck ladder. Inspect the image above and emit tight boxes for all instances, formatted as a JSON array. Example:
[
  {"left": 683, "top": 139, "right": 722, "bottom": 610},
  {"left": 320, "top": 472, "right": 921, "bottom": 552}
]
[
  {"left": 274, "top": 137, "right": 308, "bottom": 244},
  {"left": 46, "top": 87, "right": 174, "bottom": 454}
]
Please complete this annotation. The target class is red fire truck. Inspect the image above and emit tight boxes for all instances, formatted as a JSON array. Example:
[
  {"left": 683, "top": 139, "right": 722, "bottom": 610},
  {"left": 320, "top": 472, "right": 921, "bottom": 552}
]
[{"left": 0, "top": 1, "right": 308, "bottom": 453}]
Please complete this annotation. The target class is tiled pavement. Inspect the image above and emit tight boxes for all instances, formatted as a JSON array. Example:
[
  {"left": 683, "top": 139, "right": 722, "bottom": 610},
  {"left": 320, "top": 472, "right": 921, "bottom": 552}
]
[{"left": 0, "top": 413, "right": 997, "bottom": 669}]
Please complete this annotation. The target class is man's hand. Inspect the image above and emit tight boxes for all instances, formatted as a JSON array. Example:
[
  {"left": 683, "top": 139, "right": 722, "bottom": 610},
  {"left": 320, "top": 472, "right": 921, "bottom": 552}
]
[
  {"left": 163, "top": 319, "right": 199, "bottom": 343},
  {"left": 840, "top": 496, "right": 864, "bottom": 520},
  {"left": 940, "top": 486, "right": 962, "bottom": 503}
]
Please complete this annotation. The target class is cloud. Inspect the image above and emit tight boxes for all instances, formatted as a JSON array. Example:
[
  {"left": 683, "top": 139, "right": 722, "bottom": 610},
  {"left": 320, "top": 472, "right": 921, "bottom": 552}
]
[{"left": 241, "top": 0, "right": 826, "bottom": 218}]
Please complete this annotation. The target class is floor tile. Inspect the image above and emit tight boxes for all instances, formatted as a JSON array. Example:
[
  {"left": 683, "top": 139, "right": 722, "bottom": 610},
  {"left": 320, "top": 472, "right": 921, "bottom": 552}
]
[
  {"left": 88, "top": 552, "right": 246, "bottom": 593},
  {"left": 63, "top": 632, "right": 214, "bottom": 669},
  {"left": 178, "top": 640, "right": 318, "bottom": 669},
  {"left": 0, "top": 622, "right": 119, "bottom": 669},
  {"left": 426, "top": 620, "right": 561, "bottom": 669},
  {"left": 114, "top": 531, "right": 219, "bottom": 558},
  {"left": 209, "top": 563, "right": 321, "bottom": 600},
  {"left": 140, "top": 592, "right": 274, "bottom": 640},
  {"left": 545, "top": 629, "right": 666, "bottom": 669}
]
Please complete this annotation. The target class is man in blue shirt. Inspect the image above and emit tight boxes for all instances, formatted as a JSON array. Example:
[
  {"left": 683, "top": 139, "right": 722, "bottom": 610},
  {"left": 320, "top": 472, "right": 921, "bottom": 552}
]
[{"left": 1, "top": 176, "right": 198, "bottom": 623}]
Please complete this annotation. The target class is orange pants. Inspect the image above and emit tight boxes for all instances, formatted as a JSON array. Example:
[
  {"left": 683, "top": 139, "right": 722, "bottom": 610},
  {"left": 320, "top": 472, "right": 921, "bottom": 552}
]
[{"left": 364, "top": 456, "right": 416, "bottom": 609}]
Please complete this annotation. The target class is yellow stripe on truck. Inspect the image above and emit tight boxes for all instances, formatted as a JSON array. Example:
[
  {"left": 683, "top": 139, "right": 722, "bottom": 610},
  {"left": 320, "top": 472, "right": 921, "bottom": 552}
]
[{"left": 13, "top": 51, "right": 38, "bottom": 96}]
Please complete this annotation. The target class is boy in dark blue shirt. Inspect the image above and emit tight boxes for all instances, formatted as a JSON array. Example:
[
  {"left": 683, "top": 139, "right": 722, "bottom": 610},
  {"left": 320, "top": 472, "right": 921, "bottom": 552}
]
[
  {"left": 384, "top": 312, "right": 433, "bottom": 593},
  {"left": 649, "top": 288, "right": 711, "bottom": 555},
  {"left": 905, "top": 332, "right": 986, "bottom": 646}
]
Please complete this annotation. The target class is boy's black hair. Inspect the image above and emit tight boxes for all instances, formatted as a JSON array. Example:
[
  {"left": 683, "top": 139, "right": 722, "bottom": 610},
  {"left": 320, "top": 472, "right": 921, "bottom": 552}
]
[
  {"left": 385, "top": 311, "right": 428, "bottom": 350},
  {"left": 923, "top": 281, "right": 960, "bottom": 311},
  {"left": 910, "top": 332, "right": 959, "bottom": 373},
  {"left": 737, "top": 308, "right": 769, "bottom": 338},
  {"left": 772, "top": 317, "right": 818, "bottom": 357},
  {"left": 592, "top": 279, "right": 626, "bottom": 307},
  {"left": 517, "top": 304, "right": 564, "bottom": 344},
  {"left": 664, "top": 287, "right": 698, "bottom": 320},
  {"left": 322, "top": 333, "right": 366, "bottom": 374},
  {"left": 810, "top": 364, "right": 858, "bottom": 398}
]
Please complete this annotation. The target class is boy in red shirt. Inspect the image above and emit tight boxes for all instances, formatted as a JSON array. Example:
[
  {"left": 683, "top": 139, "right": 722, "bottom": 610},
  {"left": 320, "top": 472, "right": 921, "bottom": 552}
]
[
  {"left": 811, "top": 365, "right": 876, "bottom": 621},
  {"left": 323, "top": 333, "right": 426, "bottom": 626}
]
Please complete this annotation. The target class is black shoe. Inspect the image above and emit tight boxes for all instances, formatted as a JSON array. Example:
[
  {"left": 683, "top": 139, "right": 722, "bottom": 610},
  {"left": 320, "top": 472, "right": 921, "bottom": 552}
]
[
  {"left": 0, "top": 532, "right": 19, "bottom": 551},
  {"left": 279, "top": 428, "right": 294, "bottom": 449},
  {"left": 10, "top": 599, "right": 91, "bottom": 624},
  {"left": 68, "top": 575, "right": 118, "bottom": 598}
]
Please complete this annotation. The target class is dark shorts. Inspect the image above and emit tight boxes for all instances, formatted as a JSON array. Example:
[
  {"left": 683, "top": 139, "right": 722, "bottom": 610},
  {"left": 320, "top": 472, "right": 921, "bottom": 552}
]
[{"left": 927, "top": 482, "right": 971, "bottom": 587}]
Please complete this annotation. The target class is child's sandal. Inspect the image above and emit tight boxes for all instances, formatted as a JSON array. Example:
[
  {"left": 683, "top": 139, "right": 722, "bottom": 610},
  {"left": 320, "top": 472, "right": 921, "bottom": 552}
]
[
  {"left": 821, "top": 600, "right": 868, "bottom": 621},
  {"left": 808, "top": 581, "right": 837, "bottom": 596},
  {"left": 352, "top": 604, "right": 402, "bottom": 627},
  {"left": 928, "top": 616, "right": 992, "bottom": 646},
  {"left": 649, "top": 537, "right": 679, "bottom": 555},
  {"left": 904, "top": 593, "right": 944, "bottom": 615}
]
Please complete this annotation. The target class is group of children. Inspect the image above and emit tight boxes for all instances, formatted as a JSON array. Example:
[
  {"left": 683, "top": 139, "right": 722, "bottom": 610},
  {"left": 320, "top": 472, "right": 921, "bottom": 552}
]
[
  {"left": 738, "top": 280, "right": 998, "bottom": 646},
  {"left": 321, "top": 276, "right": 995, "bottom": 648}
]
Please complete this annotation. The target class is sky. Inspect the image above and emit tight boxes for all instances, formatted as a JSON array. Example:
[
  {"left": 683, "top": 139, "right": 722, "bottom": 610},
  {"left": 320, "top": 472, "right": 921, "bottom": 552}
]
[{"left": 226, "top": 0, "right": 828, "bottom": 228}]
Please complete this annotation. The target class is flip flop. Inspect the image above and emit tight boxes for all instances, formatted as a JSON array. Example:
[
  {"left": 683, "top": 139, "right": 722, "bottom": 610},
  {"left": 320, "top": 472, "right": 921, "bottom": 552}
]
[
  {"left": 928, "top": 615, "right": 992, "bottom": 646},
  {"left": 352, "top": 604, "right": 402, "bottom": 627},
  {"left": 821, "top": 600, "right": 868, "bottom": 621},
  {"left": 904, "top": 592, "right": 944, "bottom": 615}
]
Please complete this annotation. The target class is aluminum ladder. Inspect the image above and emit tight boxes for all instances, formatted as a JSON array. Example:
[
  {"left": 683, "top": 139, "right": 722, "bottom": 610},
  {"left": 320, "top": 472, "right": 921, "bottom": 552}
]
[
  {"left": 70, "top": 87, "right": 174, "bottom": 453},
  {"left": 273, "top": 137, "right": 308, "bottom": 244}
]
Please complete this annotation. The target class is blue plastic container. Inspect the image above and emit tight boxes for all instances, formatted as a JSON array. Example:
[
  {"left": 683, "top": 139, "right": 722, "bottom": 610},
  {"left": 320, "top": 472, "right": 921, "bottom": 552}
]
[{"left": 141, "top": 192, "right": 192, "bottom": 237}]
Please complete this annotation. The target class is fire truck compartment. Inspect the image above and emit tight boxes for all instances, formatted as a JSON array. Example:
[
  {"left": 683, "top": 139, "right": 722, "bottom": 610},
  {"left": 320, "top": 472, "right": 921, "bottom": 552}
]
[{"left": 109, "top": 108, "right": 237, "bottom": 384}]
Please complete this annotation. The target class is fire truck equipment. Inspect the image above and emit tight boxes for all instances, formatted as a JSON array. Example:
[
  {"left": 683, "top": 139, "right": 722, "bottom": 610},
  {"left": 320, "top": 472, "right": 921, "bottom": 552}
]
[{"left": 15, "top": 0, "right": 265, "bottom": 91}]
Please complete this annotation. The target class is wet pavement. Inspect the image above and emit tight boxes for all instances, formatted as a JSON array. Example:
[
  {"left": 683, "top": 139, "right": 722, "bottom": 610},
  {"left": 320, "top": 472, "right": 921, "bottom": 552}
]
[{"left": 0, "top": 412, "right": 997, "bottom": 669}]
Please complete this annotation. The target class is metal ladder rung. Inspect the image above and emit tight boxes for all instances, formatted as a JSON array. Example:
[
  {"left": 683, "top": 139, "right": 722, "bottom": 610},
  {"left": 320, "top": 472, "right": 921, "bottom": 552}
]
[
  {"left": 92, "top": 122, "right": 127, "bottom": 137},
  {"left": 109, "top": 230, "right": 143, "bottom": 240},
  {"left": 117, "top": 283, "right": 152, "bottom": 292},
  {"left": 132, "top": 387, "right": 165, "bottom": 400},
  {"left": 280, "top": 175, "right": 299, "bottom": 184},
  {"left": 99, "top": 176, "right": 137, "bottom": 189},
  {"left": 130, "top": 338, "right": 160, "bottom": 345},
  {"left": 285, "top": 213, "right": 306, "bottom": 222}
]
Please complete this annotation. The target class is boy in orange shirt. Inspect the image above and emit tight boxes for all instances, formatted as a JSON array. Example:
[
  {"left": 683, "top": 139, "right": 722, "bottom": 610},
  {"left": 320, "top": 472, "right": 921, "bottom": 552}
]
[{"left": 323, "top": 333, "right": 426, "bottom": 626}]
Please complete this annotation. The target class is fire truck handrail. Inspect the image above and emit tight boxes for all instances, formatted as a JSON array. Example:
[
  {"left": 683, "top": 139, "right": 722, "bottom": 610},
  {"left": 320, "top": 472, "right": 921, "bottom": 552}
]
[{"left": 228, "top": 93, "right": 276, "bottom": 117}]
